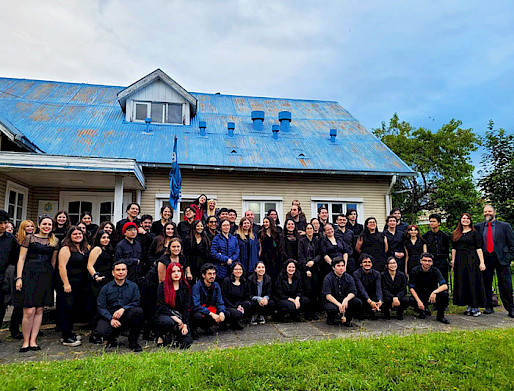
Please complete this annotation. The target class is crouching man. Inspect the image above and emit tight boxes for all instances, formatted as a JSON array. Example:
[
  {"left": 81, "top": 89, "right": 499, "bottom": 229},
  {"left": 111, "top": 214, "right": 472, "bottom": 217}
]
[
  {"left": 322, "top": 257, "right": 362, "bottom": 327},
  {"left": 95, "top": 261, "right": 144, "bottom": 351}
]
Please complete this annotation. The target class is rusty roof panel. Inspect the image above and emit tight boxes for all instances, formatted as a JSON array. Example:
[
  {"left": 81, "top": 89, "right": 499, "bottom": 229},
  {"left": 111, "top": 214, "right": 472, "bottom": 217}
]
[{"left": 0, "top": 76, "right": 413, "bottom": 175}]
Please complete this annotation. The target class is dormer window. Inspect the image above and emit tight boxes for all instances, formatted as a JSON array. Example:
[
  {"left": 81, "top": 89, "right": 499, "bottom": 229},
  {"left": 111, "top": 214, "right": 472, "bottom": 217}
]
[{"left": 133, "top": 101, "right": 183, "bottom": 124}]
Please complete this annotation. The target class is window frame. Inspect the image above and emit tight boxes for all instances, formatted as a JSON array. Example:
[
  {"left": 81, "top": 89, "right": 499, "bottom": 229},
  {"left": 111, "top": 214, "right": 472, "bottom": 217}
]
[
  {"left": 242, "top": 196, "right": 283, "bottom": 225},
  {"left": 310, "top": 197, "right": 364, "bottom": 224},
  {"left": 155, "top": 193, "right": 217, "bottom": 224},
  {"left": 5, "top": 180, "right": 28, "bottom": 227},
  {"left": 59, "top": 191, "right": 132, "bottom": 224},
  {"left": 132, "top": 100, "right": 183, "bottom": 124}
]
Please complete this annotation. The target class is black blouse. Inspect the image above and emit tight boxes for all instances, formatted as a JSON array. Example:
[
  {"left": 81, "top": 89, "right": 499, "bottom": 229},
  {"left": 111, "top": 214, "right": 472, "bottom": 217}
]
[
  {"left": 221, "top": 277, "right": 250, "bottom": 308},
  {"left": 155, "top": 281, "right": 191, "bottom": 325}
]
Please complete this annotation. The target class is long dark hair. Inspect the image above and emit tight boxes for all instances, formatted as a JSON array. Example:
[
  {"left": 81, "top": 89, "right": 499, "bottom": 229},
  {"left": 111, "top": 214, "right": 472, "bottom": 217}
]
[
  {"left": 188, "top": 220, "right": 210, "bottom": 249},
  {"left": 192, "top": 194, "right": 208, "bottom": 211},
  {"left": 79, "top": 211, "right": 93, "bottom": 226},
  {"left": 53, "top": 210, "right": 71, "bottom": 231},
  {"left": 259, "top": 216, "right": 279, "bottom": 241},
  {"left": 154, "top": 222, "right": 177, "bottom": 254},
  {"left": 164, "top": 262, "right": 190, "bottom": 308},
  {"left": 229, "top": 261, "right": 246, "bottom": 283},
  {"left": 164, "top": 237, "right": 183, "bottom": 257},
  {"left": 98, "top": 221, "right": 117, "bottom": 243},
  {"left": 92, "top": 229, "right": 114, "bottom": 254},
  {"left": 282, "top": 218, "right": 299, "bottom": 241},
  {"left": 280, "top": 259, "right": 300, "bottom": 279},
  {"left": 61, "top": 225, "right": 89, "bottom": 253},
  {"left": 452, "top": 213, "right": 474, "bottom": 242},
  {"left": 267, "top": 208, "right": 281, "bottom": 226}
]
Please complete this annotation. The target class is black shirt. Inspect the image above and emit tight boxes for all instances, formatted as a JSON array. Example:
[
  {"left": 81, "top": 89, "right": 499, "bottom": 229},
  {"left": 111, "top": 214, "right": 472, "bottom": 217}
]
[
  {"left": 177, "top": 220, "right": 192, "bottom": 241},
  {"left": 221, "top": 277, "right": 250, "bottom": 308},
  {"left": 353, "top": 268, "right": 383, "bottom": 302},
  {"left": 422, "top": 230, "right": 450, "bottom": 262},
  {"left": 115, "top": 238, "right": 143, "bottom": 283},
  {"left": 408, "top": 265, "right": 446, "bottom": 294},
  {"left": 97, "top": 279, "right": 140, "bottom": 320},
  {"left": 274, "top": 273, "right": 304, "bottom": 300},
  {"left": 381, "top": 271, "right": 407, "bottom": 299},
  {"left": 322, "top": 271, "right": 357, "bottom": 302},
  {"left": 335, "top": 228, "right": 354, "bottom": 256},
  {"left": 0, "top": 232, "right": 19, "bottom": 276},
  {"left": 155, "top": 281, "right": 191, "bottom": 325}
]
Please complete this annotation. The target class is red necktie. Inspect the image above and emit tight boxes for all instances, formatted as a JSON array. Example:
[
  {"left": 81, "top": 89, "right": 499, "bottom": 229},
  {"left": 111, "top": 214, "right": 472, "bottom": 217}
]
[{"left": 486, "top": 223, "right": 494, "bottom": 253}]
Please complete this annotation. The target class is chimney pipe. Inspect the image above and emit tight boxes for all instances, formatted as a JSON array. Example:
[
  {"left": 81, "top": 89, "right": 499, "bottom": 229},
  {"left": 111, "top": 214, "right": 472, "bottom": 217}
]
[
  {"left": 145, "top": 117, "right": 151, "bottom": 133},
  {"left": 251, "top": 110, "right": 265, "bottom": 131},
  {"left": 227, "top": 122, "right": 235, "bottom": 137},
  {"left": 330, "top": 128, "right": 337, "bottom": 143},
  {"left": 199, "top": 121, "right": 207, "bottom": 136},
  {"left": 272, "top": 124, "right": 280, "bottom": 139},
  {"left": 278, "top": 111, "right": 291, "bottom": 132}
]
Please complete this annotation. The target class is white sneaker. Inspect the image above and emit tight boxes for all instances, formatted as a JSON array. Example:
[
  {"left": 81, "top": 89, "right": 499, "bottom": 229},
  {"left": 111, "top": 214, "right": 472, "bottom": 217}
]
[
  {"left": 250, "top": 316, "right": 258, "bottom": 325},
  {"left": 472, "top": 311, "right": 482, "bottom": 317},
  {"left": 62, "top": 337, "right": 82, "bottom": 347},
  {"left": 258, "top": 315, "right": 266, "bottom": 324}
]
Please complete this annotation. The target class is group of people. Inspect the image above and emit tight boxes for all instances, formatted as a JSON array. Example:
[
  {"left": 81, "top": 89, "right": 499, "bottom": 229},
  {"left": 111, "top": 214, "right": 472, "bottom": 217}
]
[{"left": 0, "top": 194, "right": 513, "bottom": 353}]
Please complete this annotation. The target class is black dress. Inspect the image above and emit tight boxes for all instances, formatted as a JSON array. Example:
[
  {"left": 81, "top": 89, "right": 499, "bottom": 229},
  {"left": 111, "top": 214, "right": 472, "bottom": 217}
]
[
  {"left": 405, "top": 237, "right": 426, "bottom": 274},
  {"left": 15, "top": 234, "right": 58, "bottom": 308},
  {"left": 183, "top": 236, "right": 210, "bottom": 280},
  {"left": 359, "top": 231, "right": 387, "bottom": 272},
  {"left": 452, "top": 230, "right": 487, "bottom": 308},
  {"left": 259, "top": 233, "right": 282, "bottom": 283}
]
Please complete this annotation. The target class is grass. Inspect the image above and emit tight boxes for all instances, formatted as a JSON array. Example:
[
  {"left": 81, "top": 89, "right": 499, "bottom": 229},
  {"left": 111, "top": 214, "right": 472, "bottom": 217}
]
[{"left": 0, "top": 328, "right": 513, "bottom": 390}]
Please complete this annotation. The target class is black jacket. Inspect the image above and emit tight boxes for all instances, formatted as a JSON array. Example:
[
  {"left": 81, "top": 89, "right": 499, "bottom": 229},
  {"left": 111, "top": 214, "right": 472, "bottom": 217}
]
[{"left": 155, "top": 281, "right": 191, "bottom": 325}]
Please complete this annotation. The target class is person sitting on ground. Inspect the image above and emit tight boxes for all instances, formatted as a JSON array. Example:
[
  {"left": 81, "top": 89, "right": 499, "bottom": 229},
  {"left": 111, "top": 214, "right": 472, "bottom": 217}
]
[
  {"left": 221, "top": 262, "right": 251, "bottom": 330},
  {"left": 408, "top": 252, "right": 450, "bottom": 324},
  {"left": 322, "top": 257, "right": 362, "bottom": 327},
  {"left": 381, "top": 257, "right": 409, "bottom": 320},
  {"left": 247, "top": 261, "right": 275, "bottom": 325},
  {"left": 95, "top": 260, "right": 144, "bottom": 352},
  {"left": 190, "top": 263, "right": 229, "bottom": 338},
  {"left": 353, "top": 253, "right": 383, "bottom": 319}
]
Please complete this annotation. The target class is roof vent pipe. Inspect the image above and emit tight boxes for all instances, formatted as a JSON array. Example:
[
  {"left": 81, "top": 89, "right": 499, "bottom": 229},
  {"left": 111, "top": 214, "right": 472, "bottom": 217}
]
[
  {"left": 145, "top": 117, "right": 152, "bottom": 133},
  {"left": 227, "top": 122, "right": 235, "bottom": 137},
  {"left": 251, "top": 110, "right": 265, "bottom": 131},
  {"left": 330, "top": 128, "right": 337, "bottom": 142},
  {"left": 199, "top": 121, "right": 207, "bottom": 136},
  {"left": 278, "top": 111, "right": 291, "bottom": 132},
  {"left": 272, "top": 124, "right": 280, "bottom": 139}
]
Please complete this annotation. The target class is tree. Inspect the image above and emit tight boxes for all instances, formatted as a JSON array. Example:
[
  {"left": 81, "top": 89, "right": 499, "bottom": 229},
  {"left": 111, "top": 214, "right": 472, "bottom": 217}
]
[
  {"left": 478, "top": 120, "right": 514, "bottom": 224},
  {"left": 373, "top": 114, "right": 481, "bottom": 226}
]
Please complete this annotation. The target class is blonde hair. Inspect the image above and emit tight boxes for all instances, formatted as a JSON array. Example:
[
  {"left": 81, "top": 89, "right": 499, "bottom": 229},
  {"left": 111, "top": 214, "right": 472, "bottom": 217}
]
[
  {"left": 236, "top": 217, "right": 255, "bottom": 240},
  {"left": 206, "top": 199, "right": 217, "bottom": 217},
  {"left": 17, "top": 220, "right": 35, "bottom": 245}
]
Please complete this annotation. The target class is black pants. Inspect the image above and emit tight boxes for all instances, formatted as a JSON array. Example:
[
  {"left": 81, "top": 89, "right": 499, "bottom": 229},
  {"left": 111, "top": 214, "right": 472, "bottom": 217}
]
[
  {"left": 95, "top": 306, "right": 144, "bottom": 344},
  {"left": 382, "top": 296, "right": 410, "bottom": 315},
  {"left": 154, "top": 314, "right": 193, "bottom": 347},
  {"left": 250, "top": 299, "right": 275, "bottom": 317},
  {"left": 434, "top": 259, "right": 449, "bottom": 286},
  {"left": 483, "top": 252, "right": 514, "bottom": 311},
  {"left": 324, "top": 297, "right": 362, "bottom": 323},
  {"left": 225, "top": 300, "right": 251, "bottom": 326},
  {"left": 409, "top": 291, "right": 449, "bottom": 318},
  {"left": 356, "top": 294, "right": 383, "bottom": 318},
  {"left": 191, "top": 309, "right": 230, "bottom": 330},
  {"left": 276, "top": 297, "right": 312, "bottom": 319},
  {"left": 86, "top": 278, "right": 110, "bottom": 328},
  {"left": 56, "top": 280, "right": 85, "bottom": 339}
]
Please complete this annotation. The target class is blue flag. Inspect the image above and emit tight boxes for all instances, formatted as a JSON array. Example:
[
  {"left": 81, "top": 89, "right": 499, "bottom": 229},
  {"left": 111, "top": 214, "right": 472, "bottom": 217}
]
[{"left": 169, "top": 135, "right": 182, "bottom": 210}]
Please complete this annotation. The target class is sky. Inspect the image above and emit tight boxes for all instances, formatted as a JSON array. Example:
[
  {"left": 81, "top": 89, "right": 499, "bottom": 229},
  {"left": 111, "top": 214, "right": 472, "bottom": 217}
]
[{"left": 1, "top": 0, "right": 513, "bottom": 171}]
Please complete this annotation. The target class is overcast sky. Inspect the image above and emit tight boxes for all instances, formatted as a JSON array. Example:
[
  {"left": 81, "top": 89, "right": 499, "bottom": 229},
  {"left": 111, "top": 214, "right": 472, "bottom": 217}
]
[{"left": 1, "top": 0, "right": 513, "bottom": 168}]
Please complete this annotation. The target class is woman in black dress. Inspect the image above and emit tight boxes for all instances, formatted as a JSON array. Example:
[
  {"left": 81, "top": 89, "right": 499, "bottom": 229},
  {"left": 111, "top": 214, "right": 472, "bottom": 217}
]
[
  {"left": 154, "top": 262, "right": 193, "bottom": 349},
  {"left": 266, "top": 208, "right": 282, "bottom": 235},
  {"left": 381, "top": 257, "right": 409, "bottom": 320},
  {"left": 259, "top": 216, "right": 282, "bottom": 283},
  {"left": 151, "top": 206, "right": 173, "bottom": 236},
  {"left": 404, "top": 224, "right": 427, "bottom": 276},
  {"left": 53, "top": 210, "right": 71, "bottom": 242},
  {"left": 15, "top": 215, "right": 59, "bottom": 352},
  {"left": 281, "top": 219, "right": 300, "bottom": 262},
  {"left": 451, "top": 213, "right": 487, "bottom": 316},
  {"left": 320, "top": 223, "right": 347, "bottom": 282},
  {"left": 298, "top": 223, "right": 321, "bottom": 313},
  {"left": 183, "top": 220, "right": 211, "bottom": 281},
  {"left": 222, "top": 262, "right": 251, "bottom": 329},
  {"left": 384, "top": 215, "right": 405, "bottom": 272},
  {"left": 57, "top": 226, "right": 90, "bottom": 346},
  {"left": 355, "top": 217, "right": 388, "bottom": 272}
]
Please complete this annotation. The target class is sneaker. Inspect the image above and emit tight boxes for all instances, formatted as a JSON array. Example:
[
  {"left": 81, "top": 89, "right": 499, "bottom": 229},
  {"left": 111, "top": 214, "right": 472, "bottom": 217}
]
[
  {"left": 89, "top": 334, "right": 103, "bottom": 344},
  {"left": 483, "top": 308, "right": 494, "bottom": 315},
  {"left": 62, "top": 337, "right": 81, "bottom": 347},
  {"left": 472, "top": 310, "right": 482, "bottom": 317},
  {"left": 258, "top": 315, "right": 266, "bottom": 324},
  {"left": 250, "top": 315, "right": 258, "bottom": 325}
]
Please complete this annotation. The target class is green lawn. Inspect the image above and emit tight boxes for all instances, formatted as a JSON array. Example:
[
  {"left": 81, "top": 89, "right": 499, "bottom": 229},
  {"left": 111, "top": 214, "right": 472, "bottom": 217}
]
[{"left": 1, "top": 328, "right": 512, "bottom": 390}]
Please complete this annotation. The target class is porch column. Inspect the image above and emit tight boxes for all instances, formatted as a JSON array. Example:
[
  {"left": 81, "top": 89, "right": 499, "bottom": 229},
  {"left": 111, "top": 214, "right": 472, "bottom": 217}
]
[{"left": 114, "top": 175, "right": 124, "bottom": 223}]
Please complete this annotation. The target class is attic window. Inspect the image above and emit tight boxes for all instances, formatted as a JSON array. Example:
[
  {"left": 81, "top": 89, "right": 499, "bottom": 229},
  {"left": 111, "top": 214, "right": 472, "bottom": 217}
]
[
  {"left": 230, "top": 149, "right": 237, "bottom": 154},
  {"left": 133, "top": 101, "right": 183, "bottom": 124}
]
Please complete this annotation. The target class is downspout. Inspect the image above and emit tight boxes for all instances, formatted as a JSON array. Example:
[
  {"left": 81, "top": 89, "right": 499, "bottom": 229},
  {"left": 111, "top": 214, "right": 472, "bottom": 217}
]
[{"left": 385, "top": 175, "right": 397, "bottom": 216}]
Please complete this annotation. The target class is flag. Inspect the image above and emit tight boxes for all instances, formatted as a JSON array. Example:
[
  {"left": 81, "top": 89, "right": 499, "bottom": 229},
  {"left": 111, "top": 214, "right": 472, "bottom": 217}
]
[{"left": 169, "top": 135, "right": 182, "bottom": 210}]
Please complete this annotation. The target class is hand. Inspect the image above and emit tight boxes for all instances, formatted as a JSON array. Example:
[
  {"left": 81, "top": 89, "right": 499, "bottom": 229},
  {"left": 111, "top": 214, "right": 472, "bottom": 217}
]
[
  {"left": 306, "top": 271, "right": 312, "bottom": 277},
  {"left": 138, "top": 227, "right": 146, "bottom": 235},
  {"left": 429, "top": 292, "right": 437, "bottom": 304},
  {"left": 237, "top": 305, "right": 244, "bottom": 314},
  {"left": 479, "top": 263, "right": 486, "bottom": 272},
  {"left": 417, "top": 301, "right": 425, "bottom": 311},
  {"left": 341, "top": 299, "right": 348, "bottom": 313},
  {"left": 218, "top": 312, "right": 225, "bottom": 322},
  {"left": 294, "top": 298, "right": 300, "bottom": 310},
  {"left": 16, "top": 279, "right": 22, "bottom": 291},
  {"left": 395, "top": 252, "right": 404, "bottom": 258},
  {"left": 392, "top": 297, "right": 400, "bottom": 308},
  {"left": 260, "top": 297, "right": 268, "bottom": 306},
  {"left": 97, "top": 276, "right": 105, "bottom": 282},
  {"left": 227, "top": 259, "right": 233, "bottom": 266},
  {"left": 63, "top": 284, "right": 72, "bottom": 293},
  {"left": 376, "top": 300, "right": 383, "bottom": 310},
  {"left": 110, "top": 318, "right": 121, "bottom": 328},
  {"left": 181, "top": 324, "right": 188, "bottom": 335},
  {"left": 112, "top": 308, "right": 125, "bottom": 320},
  {"left": 306, "top": 261, "right": 314, "bottom": 268}
]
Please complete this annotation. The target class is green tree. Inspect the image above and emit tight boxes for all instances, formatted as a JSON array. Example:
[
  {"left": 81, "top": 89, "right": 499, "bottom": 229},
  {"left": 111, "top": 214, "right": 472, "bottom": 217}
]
[
  {"left": 478, "top": 120, "right": 514, "bottom": 224},
  {"left": 373, "top": 114, "right": 481, "bottom": 226}
]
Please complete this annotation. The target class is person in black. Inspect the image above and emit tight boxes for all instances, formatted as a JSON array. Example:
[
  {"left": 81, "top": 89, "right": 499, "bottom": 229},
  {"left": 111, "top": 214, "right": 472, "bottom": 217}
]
[
  {"left": 138, "top": 214, "right": 156, "bottom": 276},
  {"left": 334, "top": 214, "right": 355, "bottom": 273},
  {"left": 353, "top": 253, "right": 383, "bottom": 320},
  {"left": 183, "top": 220, "right": 211, "bottom": 281},
  {"left": 190, "top": 263, "right": 228, "bottom": 337},
  {"left": 317, "top": 206, "right": 330, "bottom": 234},
  {"left": 381, "top": 257, "right": 409, "bottom": 320},
  {"left": 345, "top": 208, "right": 363, "bottom": 237},
  {"left": 259, "top": 216, "right": 282, "bottom": 283},
  {"left": 52, "top": 210, "right": 71, "bottom": 242},
  {"left": 298, "top": 223, "right": 321, "bottom": 315},
  {"left": 95, "top": 260, "right": 143, "bottom": 352},
  {"left": 0, "top": 210, "right": 20, "bottom": 341},
  {"left": 274, "top": 259, "right": 313, "bottom": 321},
  {"left": 115, "top": 203, "right": 142, "bottom": 238},
  {"left": 227, "top": 209, "right": 238, "bottom": 235},
  {"left": 287, "top": 204, "right": 306, "bottom": 235},
  {"left": 320, "top": 223, "right": 347, "bottom": 281},
  {"left": 384, "top": 215, "right": 406, "bottom": 273},
  {"left": 408, "top": 252, "right": 449, "bottom": 324},
  {"left": 80, "top": 211, "right": 98, "bottom": 242},
  {"left": 151, "top": 205, "right": 173, "bottom": 236},
  {"left": 154, "top": 261, "right": 193, "bottom": 349},
  {"left": 267, "top": 209, "right": 282, "bottom": 235},
  {"left": 422, "top": 213, "right": 450, "bottom": 284},
  {"left": 356, "top": 217, "right": 388, "bottom": 272},
  {"left": 247, "top": 261, "right": 275, "bottom": 324},
  {"left": 386, "top": 208, "right": 409, "bottom": 234},
  {"left": 404, "top": 224, "right": 427, "bottom": 276},
  {"left": 281, "top": 219, "right": 300, "bottom": 262},
  {"left": 322, "top": 257, "right": 362, "bottom": 326},
  {"left": 115, "top": 222, "right": 143, "bottom": 286},
  {"left": 205, "top": 216, "right": 219, "bottom": 242},
  {"left": 221, "top": 262, "right": 251, "bottom": 329},
  {"left": 177, "top": 206, "right": 195, "bottom": 240}
]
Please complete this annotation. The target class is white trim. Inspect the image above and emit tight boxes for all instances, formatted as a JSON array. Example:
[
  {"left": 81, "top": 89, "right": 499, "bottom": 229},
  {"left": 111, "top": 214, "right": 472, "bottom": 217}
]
[
  {"left": 310, "top": 196, "right": 364, "bottom": 203},
  {"left": 5, "top": 180, "right": 28, "bottom": 225},
  {"left": 242, "top": 196, "right": 284, "bottom": 201},
  {"left": 242, "top": 197, "right": 283, "bottom": 225},
  {"left": 310, "top": 199, "right": 364, "bottom": 224},
  {"left": 59, "top": 191, "right": 132, "bottom": 224}
]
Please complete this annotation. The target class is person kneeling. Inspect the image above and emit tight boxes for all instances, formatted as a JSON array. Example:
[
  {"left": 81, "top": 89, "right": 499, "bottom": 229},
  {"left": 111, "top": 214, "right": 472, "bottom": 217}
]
[
  {"left": 154, "top": 262, "right": 193, "bottom": 349},
  {"left": 222, "top": 262, "right": 251, "bottom": 330},
  {"left": 322, "top": 257, "right": 362, "bottom": 327},
  {"left": 353, "top": 253, "right": 383, "bottom": 320},
  {"left": 95, "top": 261, "right": 144, "bottom": 352},
  {"left": 191, "top": 263, "right": 229, "bottom": 337},
  {"left": 274, "top": 259, "right": 313, "bottom": 321},
  {"left": 381, "top": 257, "right": 409, "bottom": 320},
  {"left": 409, "top": 252, "right": 450, "bottom": 324}
]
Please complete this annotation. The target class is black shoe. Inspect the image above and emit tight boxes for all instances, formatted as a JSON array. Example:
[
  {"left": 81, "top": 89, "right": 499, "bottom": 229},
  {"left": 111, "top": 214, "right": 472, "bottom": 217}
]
[
  {"left": 396, "top": 312, "right": 404, "bottom": 320},
  {"left": 130, "top": 343, "right": 143, "bottom": 352},
  {"left": 508, "top": 310, "right": 514, "bottom": 319},
  {"left": 19, "top": 346, "right": 30, "bottom": 353},
  {"left": 464, "top": 309, "right": 472, "bottom": 316},
  {"left": 232, "top": 321, "right": 244, "bottom": 331},
  {"left": 383, "top": 311, "right": 391, "bottom": 320},
  {"left": 326, "top": 318, "right": 340, "bottom": 326},
  {"left": 10, "top": 332, "right": 23, "bottom": 340},
  {"left": 204, "top": 327, "right": 215, "bottom": 336},
  {"left": 424, "top": 309, "right": 431, "bottom": 316},
  {"left": 418, "top": 312, "right": 426, "bottom": 319},
  {"left": 437, "top": 317, "right": 450, "bottom": 324},
  {"left": 191, "top": 329, "right": 199, "bottom": 340},
  {"left": 105, "top": 340, "right": 118, "bottom": 348},
  {"left": 89, "top": 334, "right": 103, "bottom": 344},
  {"left": 483, "top": 308, "right": 494, "bottom": 315},
  {"left": 311, "top": 313, "right": 319, "bottom": 321},
  {"left": 30, "top": 345, "right": 41, "bottom": 351}
]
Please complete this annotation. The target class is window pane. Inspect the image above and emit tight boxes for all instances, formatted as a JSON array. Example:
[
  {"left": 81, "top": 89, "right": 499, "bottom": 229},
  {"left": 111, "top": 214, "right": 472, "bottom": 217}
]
[
  {"left": 9, "top": 191, "right": 16, "bottom": 205},
  {"left": 332, "top": 203, "right": 343, "bottom": 214},
  {"left": 346, "top": 203, "right": 357, "bottom": 212},
  {"left": 69, "top": 201, "right": 80, "bottom": 214},
  {"left": 264, "top": 202, "right": 276, "bottom": 212},
  {"left": 17, "top": 207, "right": 23, "bottom": 219},
  {"left": 99, "top": 214, "right": 111, "bottom": 223},
  {"left": 100, "top": 202, "right": 112, "bottom": 214},
  {"left": 135, "top": 103, "right": 147, "bottom": 120},
  {"left": 81, "top": 202, "right": 93, "bottom": 215},
  {"left": 17, "top": 193, "right": 24, "bottom": 206},
  {"left": 151, "top": 103, "right": 164, "bottom": 123},
  {"left": 8, "top": 205, "right": 14, "bottom": 218},
  {"left": 167, "top": 103, "right": 182, "bottom": 124}
]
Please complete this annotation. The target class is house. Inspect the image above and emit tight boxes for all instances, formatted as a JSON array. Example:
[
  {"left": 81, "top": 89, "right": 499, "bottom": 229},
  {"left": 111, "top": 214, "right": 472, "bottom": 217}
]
[{"left": 0, "top": 69, "right": 413, "bottom": 228}]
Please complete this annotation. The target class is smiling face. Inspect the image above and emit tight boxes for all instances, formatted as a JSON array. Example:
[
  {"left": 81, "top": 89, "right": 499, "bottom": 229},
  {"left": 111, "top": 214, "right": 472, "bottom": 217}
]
[
  {"left": 56, "top": 213, "right": 67, "bottom": 226},
  {"left": 460, "top": 214, "right": 471, "bottom": 227},
  {"left": 408, "top": 226, "right": 418, "bottom": 237},
  {"left": 420, "top": 256, "right": 433, "bottom": 272},
  {"left": 70, "top": 229, "right": 83, "bottom": 244},
  {"left": 367, "top": 219, "right": 377, "bottom": 231},
  {"left": 112, "top": 263, "right": 127, "bottom": 282},
  {"left": 39, "top": 218, "right": 53, "bottom": 235},
  {"left": 77, "top": 223, "right": 87, "bottom": 234},
  {"left": 128, "top": 204, "right": 139, "bottom": 218},
  {"left": 305, "top": 224, "right": 314, "bottom": 237},
  {"left": 324, "top": 224, "right": 334, "bottom": 237},
  {"left": 207, "top": 218, "right": 218, "bottom": 230},
  {"left": 170, "top": 240, "right": 182, "bottom": 256},
  {"left": 387, "top": 258, "right": 397, "bottom": 272},
  {"left": 141, "top": 219, "right": 152, "bottom": 231},
  {"left": 100, "top": 233, "right": 110, "bottom": 247},
  {"left": 286, "top": 220, "right": 295, "bottom": 232},
  {"left": 221, "top": 220, "right": 231, "bottom": 234},
  {"left": 25, "top": 222, "right": 35, "bottom": 234},
  {"left": 255, "top": 262, "right": 266, "bottom": 276},
  {"left": 228, "top": 212, "right": 237, "bottom": 223},
  {"left": 232, "top": 264, "right": 243, "bottom": 279},
  {"left": 387, "top": 217, "right": 397, "bottom": 229},
  {"left": 208, "top": 200, "right": 216, "bottom": 210},
  {"left": 184, "top": 208, "right": 195, "bottom": 220},
  {"left": 290, "top": 205, "right": 299, "bottom": 217},
  {"left": 262, "top": 218, "right": 270, "bottom": 229},
  {"left": 286, "top": 262, "right": 296, "bottom": 276},
  {"left": 269, "top": 210, "right": 278, "bottom": 221},
  {"left": 318, "top": 208, "right": 328, "bottom": 220},
  {"left": 483, "top": 205, "right": 496, "bottom": 222},
  {"left": 166, "top": 224, "right": 175, "bottom": 238},
  {"left": 162, "top": 207, "right": 172, "bottom": 220},
  {"left": 336, "top": 215, "right": 346, "bottom": 228},
  {"left": 392, "top": 210, "right": 402, "bottom": 221},
  {"left": 203, "top": 268, "right": 216, "bottom": 284},
  {"left": 103, "top": 223, "right": 113, "bottom": 234},
  {"left": 81, "top": 214, "right": 92, "bottom": 226},
  {"left": 311, "top": 219, "right": 320, "bottom": 231},
  {"left": 242, "top": 219, "right": 251, "bottom": 231},
  {"left": 361, "top": 257, "right": 373, "bottom": 271},
  {"left": 245, "top": 210, "right": 255, "bottom": 222},
  {"left": 195, "top": 222, "right": 204, "bottom": 234},
  {"left": 125, "top": 226, "right": 137, "bottom": 239}
]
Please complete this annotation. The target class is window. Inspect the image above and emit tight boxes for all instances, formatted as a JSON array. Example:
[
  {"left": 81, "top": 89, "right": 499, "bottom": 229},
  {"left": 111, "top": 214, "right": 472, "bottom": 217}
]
[
  {"left": 5, "top": 181, "right": 28, "bottom": 227},
  {"left": 133, "top": 101, "right": 183, "bottom": 124},
  {"left": 311, "top": 198, "right": 364, "bottom": 224},
  {"left": 60, "top": 192, "right": 132, "bottom": 224},
  {"left": 242, "top": 197, "right": 283, "bottom": 225},
  {"left": 155, "top": 194, "right": 217, "bottom": 224}
]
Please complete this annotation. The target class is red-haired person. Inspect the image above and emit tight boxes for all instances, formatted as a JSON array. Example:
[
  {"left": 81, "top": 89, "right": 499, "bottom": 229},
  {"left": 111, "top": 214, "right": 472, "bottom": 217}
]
[{"left": 154, "top": 262, "right": 193, "bottom": 349}]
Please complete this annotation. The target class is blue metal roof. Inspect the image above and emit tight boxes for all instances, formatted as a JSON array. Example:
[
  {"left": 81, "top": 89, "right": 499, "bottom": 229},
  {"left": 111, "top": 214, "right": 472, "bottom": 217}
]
[{"left": 0, "top": 76, "right": 413, "bottom": 175}]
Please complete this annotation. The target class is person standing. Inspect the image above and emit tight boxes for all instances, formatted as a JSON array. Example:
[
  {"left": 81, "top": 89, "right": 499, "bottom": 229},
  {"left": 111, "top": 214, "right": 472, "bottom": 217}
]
[
  {"left": 115, "top": 203, "right": 142, "bottom": 238},
  {"left": 474, "top": 205, "right": 514, "bottom": 317},
  {"left": 423, "top": 214, "right": 450, "bottom": 284},
  {"left": 115, "top": 222, "right": 143, "bottom": 286}
]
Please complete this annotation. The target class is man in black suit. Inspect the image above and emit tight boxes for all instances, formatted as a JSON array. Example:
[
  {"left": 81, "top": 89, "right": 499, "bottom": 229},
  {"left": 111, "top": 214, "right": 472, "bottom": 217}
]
[{"left": 474, "top": 205, "right": 514, "bottom": 318}]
